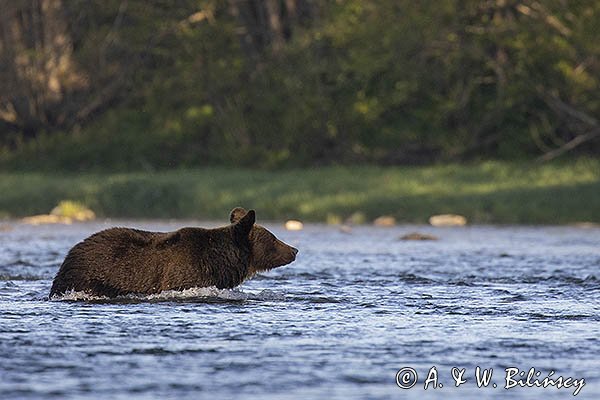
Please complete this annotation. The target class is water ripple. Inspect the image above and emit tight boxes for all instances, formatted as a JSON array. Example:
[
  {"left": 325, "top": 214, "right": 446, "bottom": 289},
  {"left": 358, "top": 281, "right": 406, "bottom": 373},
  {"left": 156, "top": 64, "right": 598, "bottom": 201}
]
[{"left": 0, "top": 222, "right": 599, "bottom": 400}]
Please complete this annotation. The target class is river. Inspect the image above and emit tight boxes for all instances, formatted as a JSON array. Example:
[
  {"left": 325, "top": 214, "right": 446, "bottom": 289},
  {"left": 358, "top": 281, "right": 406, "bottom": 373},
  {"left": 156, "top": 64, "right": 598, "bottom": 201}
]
[{"left": 1, "top": 221, "right": 598, "bottom": 399}]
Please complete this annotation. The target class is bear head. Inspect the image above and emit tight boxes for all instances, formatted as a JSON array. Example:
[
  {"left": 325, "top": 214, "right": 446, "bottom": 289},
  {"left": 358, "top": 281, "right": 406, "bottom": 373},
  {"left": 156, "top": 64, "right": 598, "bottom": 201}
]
[{"left": 230, "top": 207, "right": 298, "bottom": 276}]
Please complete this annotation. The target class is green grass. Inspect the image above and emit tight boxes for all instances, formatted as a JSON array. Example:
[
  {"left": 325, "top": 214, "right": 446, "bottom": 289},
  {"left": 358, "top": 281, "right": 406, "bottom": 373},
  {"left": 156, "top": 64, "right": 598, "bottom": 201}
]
[{"left": 0, "top": 160, "right": 598, "bottom": 224}]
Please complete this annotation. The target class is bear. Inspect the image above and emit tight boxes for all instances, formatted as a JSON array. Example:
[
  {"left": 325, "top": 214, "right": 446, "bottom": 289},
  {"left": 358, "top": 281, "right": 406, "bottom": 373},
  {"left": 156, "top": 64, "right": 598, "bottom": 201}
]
[{"left": 49, "top": 207, "right": 298, "bottom": 298}]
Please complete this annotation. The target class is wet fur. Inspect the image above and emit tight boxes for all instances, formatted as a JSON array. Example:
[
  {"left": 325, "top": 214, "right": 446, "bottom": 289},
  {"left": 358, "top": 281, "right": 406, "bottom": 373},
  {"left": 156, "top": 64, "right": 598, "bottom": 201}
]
[{"left": 50, "top": 209, "right": 297, "bottom": 297}]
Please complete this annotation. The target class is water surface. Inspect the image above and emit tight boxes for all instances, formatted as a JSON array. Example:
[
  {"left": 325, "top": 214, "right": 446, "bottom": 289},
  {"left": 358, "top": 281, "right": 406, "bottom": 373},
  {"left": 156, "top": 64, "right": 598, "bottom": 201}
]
[{"left": 1, "top": 221, "right": 599, "bottom": 399}]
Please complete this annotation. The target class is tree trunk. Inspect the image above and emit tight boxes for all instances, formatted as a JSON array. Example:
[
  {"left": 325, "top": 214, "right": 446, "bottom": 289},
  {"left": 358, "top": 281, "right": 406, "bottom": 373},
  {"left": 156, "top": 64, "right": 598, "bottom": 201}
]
[
  {"left": 264, "top": 0, "right": 284, "bottom": 54},
  {"left": 227, "top": 0, "right": 312, "bottom": 57},
  {"left": 0, "top": 0, "right": 86, "bottom": 138}
]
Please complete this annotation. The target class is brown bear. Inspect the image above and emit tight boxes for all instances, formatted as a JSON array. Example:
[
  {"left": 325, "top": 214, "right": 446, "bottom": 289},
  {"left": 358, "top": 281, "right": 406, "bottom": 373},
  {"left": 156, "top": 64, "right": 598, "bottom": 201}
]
[{"left": 49, "top": 207, "right": 298, "bottom": 298}]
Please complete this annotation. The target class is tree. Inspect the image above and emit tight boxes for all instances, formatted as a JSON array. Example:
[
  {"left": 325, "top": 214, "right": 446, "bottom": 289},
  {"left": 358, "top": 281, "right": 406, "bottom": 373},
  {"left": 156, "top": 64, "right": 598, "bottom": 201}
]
[{"left": 0, "top": 0, "right": 85, "bottom": 139}]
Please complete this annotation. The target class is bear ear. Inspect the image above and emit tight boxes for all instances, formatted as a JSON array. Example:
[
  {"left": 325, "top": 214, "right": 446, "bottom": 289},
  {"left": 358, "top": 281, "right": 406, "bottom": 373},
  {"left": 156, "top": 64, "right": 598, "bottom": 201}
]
[
  {"left": 234, "top": 209, "right": 255, "bottom": 237},
  {"left": 230, "top": 207, "right": 248, "bottom": 223}
]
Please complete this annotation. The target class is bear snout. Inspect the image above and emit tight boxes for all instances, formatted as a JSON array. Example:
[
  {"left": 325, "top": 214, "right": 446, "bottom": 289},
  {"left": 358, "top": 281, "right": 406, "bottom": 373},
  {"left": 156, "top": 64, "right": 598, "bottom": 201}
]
[
  {"left": 275, "top": 241, "right": 298, "bottom": 265},
  {"left": 284, "top": 246, "right": 298, "bottom": 264}
]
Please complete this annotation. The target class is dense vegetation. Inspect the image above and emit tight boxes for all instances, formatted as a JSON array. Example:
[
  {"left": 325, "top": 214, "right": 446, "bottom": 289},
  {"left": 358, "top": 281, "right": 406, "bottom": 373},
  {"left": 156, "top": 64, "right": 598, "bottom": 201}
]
[
  {"left": 1, "top": 0, "right": 598, "bottom": 170},
  {"left": 1, "top": 160, "right": 598, "bottom": 223}
]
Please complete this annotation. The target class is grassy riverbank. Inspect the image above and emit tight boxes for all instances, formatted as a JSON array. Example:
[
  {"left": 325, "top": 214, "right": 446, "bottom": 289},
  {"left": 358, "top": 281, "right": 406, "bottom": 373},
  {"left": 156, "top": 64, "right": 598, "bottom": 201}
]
[{"left": 1, "top": 160, "right": 598, "bottom": 224}]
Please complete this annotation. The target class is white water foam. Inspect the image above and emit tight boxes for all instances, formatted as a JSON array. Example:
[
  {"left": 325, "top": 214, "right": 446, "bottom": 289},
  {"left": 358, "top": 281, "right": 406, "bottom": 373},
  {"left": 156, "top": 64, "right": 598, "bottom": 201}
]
[
  {"left": 145, "top": 286, "right": 249, "bottom": 301},
  {"left": 50, "top": 289, "right": 110, "bottom": 302},
  {"left": 50, "top": 287, "right": 285, "bottom": 302}
]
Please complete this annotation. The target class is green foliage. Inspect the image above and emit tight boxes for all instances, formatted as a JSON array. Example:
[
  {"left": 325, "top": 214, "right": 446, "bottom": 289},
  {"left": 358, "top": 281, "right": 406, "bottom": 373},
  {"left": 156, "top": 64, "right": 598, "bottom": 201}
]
[
  {"left": 0, "top": 0, "right": 598, "bottom": 169},
  {"left": 1, "top": 160, "right": 598, "bottom": 224},
  {"left": 50, "top": 200, "right": 95, "bottom": 221}
]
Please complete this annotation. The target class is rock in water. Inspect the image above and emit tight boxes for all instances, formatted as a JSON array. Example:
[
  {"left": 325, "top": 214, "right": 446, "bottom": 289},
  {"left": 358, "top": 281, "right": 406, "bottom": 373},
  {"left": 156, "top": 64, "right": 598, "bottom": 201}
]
[
  {"left": 22, "top": 201, "right": 96, "bottom": 225},
  {"left": 285, "top": 220, "right": 304, "bottom": 231},
  {"left": 51, "top": 201, "right": 95, "bottom": 222},
  {"left": 373, "top": 216, "right": 396, "bottom": 227},
  {"left": 429, "top": 214, "right": 467, "bottom": 227},
  {"left": 21, "top": 214, "right": 73, "bottom": 225},
  {"left": 399, "top": 232, "right": 439, "bottom": 241}
]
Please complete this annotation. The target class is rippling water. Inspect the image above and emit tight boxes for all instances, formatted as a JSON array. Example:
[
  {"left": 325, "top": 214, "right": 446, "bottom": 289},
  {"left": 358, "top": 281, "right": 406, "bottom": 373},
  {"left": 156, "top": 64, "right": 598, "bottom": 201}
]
[{"left": 1, "top": 221, "right": 599, "bottom": 399}]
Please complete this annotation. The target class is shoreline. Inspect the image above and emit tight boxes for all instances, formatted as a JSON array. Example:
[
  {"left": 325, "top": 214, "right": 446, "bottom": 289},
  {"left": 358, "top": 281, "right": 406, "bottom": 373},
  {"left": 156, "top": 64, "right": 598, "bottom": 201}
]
[
  {"left": 2, "top": 218, "right": 599, "bottom": 229},
  {"left": 1, "top": 161, "right": 598, "bottom": 225}
]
